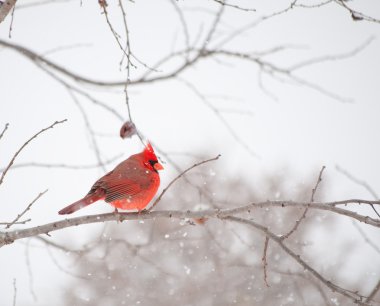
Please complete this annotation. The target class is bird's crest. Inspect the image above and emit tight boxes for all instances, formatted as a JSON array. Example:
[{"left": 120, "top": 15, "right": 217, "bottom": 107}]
[{"left": 143, "top": 142, "right": 158, "bottom": 161}]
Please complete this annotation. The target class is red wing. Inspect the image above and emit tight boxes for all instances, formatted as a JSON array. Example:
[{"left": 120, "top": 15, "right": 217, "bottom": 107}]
[{"left": 102, "top": 178, "right": 142, "bottom": 203}]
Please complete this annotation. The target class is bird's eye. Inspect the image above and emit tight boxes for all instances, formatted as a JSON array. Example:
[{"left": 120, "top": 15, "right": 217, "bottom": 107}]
[{"left": 148, "top": 160, "right": 157, "bottom": 167}]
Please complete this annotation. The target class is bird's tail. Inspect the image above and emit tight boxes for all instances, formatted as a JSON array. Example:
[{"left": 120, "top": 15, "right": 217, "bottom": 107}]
[{"left": 58, "top": 191, "right": 104, "bottom": 215}]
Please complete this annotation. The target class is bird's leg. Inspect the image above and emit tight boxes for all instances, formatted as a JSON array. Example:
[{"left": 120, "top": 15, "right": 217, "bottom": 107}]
[{"left": 113, "top": 207, "right": 122, "bottom": 223}]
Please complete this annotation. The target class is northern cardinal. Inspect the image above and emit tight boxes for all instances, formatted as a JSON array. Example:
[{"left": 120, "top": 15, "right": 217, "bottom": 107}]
[{"left": 58, "top": 143, "right": 163, "bottom": 215}]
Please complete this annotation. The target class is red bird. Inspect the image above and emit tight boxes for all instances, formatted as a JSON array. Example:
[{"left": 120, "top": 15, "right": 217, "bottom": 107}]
[{"left": 58, "top": 143, "right": 163, "bottom": 215}]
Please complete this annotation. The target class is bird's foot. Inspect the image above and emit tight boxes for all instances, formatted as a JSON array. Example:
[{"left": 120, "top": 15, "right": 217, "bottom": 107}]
[{"left": 113, "top": 208, "right": 122, "bottom": 223}]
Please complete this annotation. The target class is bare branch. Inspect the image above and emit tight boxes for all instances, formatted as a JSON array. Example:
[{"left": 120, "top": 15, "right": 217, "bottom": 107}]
[
  {"left": 334, "top": 0, "right": 380, "bottom": 24},
  {"left": 211, "top": 49, "right": 354, "bottom": 103},
  {"left": 221, "top": 199, "right": 380, "bottom": 228},
  {"left": 282, "top": 166, "right": 325, "bottom": 240},
  {"left": 169, "top": 0, "right": 190, "bottom": 55},
  {"left": 148, "top": 154, "right": 221, "bottom": 211},
  {"left": 8, "top": 3, "right": 15, "bottom": 38},
  {"left": 25, "top": 240, "right": 37, "bottom": 301},
  {"left": 117, "top": 0, "right": 145, "bottom": 145},
  {"left": 1, "top": 198, "right": 380, "bottom": 248},
  {"left": 12, "top": 278, "right": 16, "bottom": 306},
  {"left": 0, "top": 119, "right": 67, "bottom": 186},
  {"left": 289, "top": 37, "right": 374, "bottom": 71},
  {"left": 16, "top": 0, "right": 74, "bottom": 10},
  {"left": 33, "top": 60, "right": 124, "bottom": 122},
  {"left": 35, "top": 236, "right": 87, "bottom": 254},
  {"left": 100, "top": 1, "right": 131, "bottom": 67},
  {"left": 5, "top": 190, "right": 48, "bottom": 229},
  {"left": 293, "top": 0, "right": 333, "bottom": 9},
  {"left": 211, "top": 0, "right": 256, "bottom": 12},
  {"left": 118, "top": 0, "right": 132, "bottom": 68},
  {"left": 0, "top": 122, "right": 9, "bottom": 140},
  {"left": 0, "top": 37, "right": 361, "bottom": 105},
  {"left": 261, "top": 236, "right": 270, "bottom": 287},
  {"left": 1, "top": 154, "right": 122, "bottom": 172},
  {"left": 201, "top": 3, "right": 224, "bottom": 50},
  {"left": 68, "top": 90, "right": 106, "bottom": 171},
  {"left": 351, "top": 220, "right": 380, "bottom": 254},
  {"left": 0, "top": 38, "right": 121, "bottom": 87},
  {"left": 225, "top": 216, "right": 372, "bottom": 305},
  {"left": 149, "top": 141, "right": 219, "bottom": 204},
  {"left": 311, "top": 166, "right": 326, "bottom": 202},
  {"left": 336, "top": 165, "right": 379, "bottom": 199},
  {"left": 336, "top": 165, "right": 380, "bottom": 218},
  {"left": 117, "top": 0, "right": 145, "bottom": 144},
  {"left": 177, "top": 78, "right": 259, "bottom": 158},
  {"left": 366, "top": 279, "right": 380, "bottom": 303},
  {"left": 0, "top": 219, "right": 31, "bottom": 226}
]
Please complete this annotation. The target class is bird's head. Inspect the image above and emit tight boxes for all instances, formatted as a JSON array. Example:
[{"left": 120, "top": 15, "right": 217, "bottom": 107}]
[{"left": 142, "top": 142, "right": 164, "bottom": 173}]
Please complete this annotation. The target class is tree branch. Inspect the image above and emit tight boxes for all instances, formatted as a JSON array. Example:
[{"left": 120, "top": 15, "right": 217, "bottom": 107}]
[
  {"left": 5, "top": 189, "right": 48, "bottom": 229},
  {"left": 1, "top": 198, "right": 380, "bottom": 247},
  {"left": 224, "top": 215, "right": 372, "bottom": 305},
  {"left": 0, "top": 119, "right": 67, "bottom": 186},
  {"left": 148, "top": 154, "right": 221, "bottom": 211},
  {"left": 282, "top": 166, "right": 326, "bottom": 240},
  {"left": 0, "top": 122, "right": 9, "bottom": 140},
  {"left": 261, "top": 236, "right": 270, "bottom": 287}
]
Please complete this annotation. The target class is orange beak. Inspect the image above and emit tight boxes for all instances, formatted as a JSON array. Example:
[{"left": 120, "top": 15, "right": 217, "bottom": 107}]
[{"left": 154, "top": 162, "right": 164, "bottom": 171}]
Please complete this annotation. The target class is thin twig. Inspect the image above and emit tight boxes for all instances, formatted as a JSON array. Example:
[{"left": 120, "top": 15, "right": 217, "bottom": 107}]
[
  {"left": 100, "top": 3, "right": 129, "bottom": 64},
  {"left": 68, "top": 90, "right": 105, "bottom": 171},
  {"left": 0, "top": 123, "right": 9, "bottom": 140},
  {"left": 8, "top": 3, "right": 15, "bottom": 38},
  {"left": 25, "top": 239, "right": 37, "bottom": 301},
  {"left": 0, "top": 219, "right": 31, "bottom": 226},
  {"left": 261, "top": 236, "right": 270, "bottom": 287},
  {"left": 12, "top": 278, "right": 16, "bottom": 306},
  {"left": 201, "top": 3, "right": 224, "bottom": 50},
  {"left": 0, "top": 119, "right": 67, "bottom": 186},
  {"left": 351, "top": 220, "right": 380, "bottom": 254},
  {"left": 169, "top": 0, "right": 190, "bottom": 56},
  {"left": 35, "top": 236, "right": 86, "bottom": 254},
  {"left": 34, "top": 61, "right": 124, "bottom": 122},
  {"left": 118, "top": 0, "right": 132, "bottom": 68},
  {"left": 336, "top": 165, "right": 380, "bottom": 218},
  {"left": 273, "top": 268, "right": 331, "bottom": 306},
  {"left": 366, "top": 279, "right": 380, "bottom": 303},
  {"left": 16, "top": 0, "right": 73, "bottom": 10},
  {"left": 334, "top": 0, "right": 380, "bottom": 24},
  {"left": 178, "top": 78, "right": 260, "bottom": 158},
  {"left": 1, "top": 154, "right": 122, "bottom": 172},
  {"left": 148, "top": 154, "right": 221, "bottom": 211},
  {"left": 289, "top": 37, "right": 374, "bottom": 71},
  {"left": 212, "top": 0, "right": 256, "bottom": 12},
  {"left": 282, "top": 166, "right": 326, "bottom": 240},
  {"left": 311, "top": 166, "right": 326, "bottom": 202},
  {"left": 6, "top": 190, "right": 48, "bottom": 229},
  {"left": 117, "top": 0, "right": 144, "bottom": 145}
]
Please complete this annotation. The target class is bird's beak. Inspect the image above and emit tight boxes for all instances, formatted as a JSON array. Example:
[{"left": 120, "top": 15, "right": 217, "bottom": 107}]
[{"left": 154, "top": 162, "right": 164, "bottom": 171}]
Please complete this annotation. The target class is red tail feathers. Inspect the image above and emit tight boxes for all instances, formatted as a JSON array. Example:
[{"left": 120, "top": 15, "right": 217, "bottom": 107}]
[{"left": 58, "top": 191, "right": 104, "bottom": 215}]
